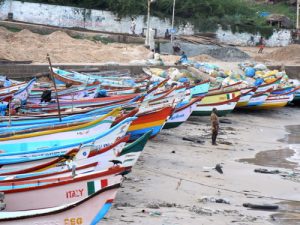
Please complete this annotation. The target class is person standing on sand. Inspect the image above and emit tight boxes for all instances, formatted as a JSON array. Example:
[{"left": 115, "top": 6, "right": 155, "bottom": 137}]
[
  {"left": 258, "top": 37, "right": 265, "bottom": 54},
  {"left": 148, "top": 49, "right": 155, "bottom": 59},
  {"left": 211, "top": 108, "right": 219, "bottom": 145},
  {"left": 130, "top": 17, "right": 136, "bottom": 35}
]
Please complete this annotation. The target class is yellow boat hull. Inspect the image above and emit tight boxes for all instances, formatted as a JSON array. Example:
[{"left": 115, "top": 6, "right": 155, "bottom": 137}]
[{"left": 250, "top": 102, "right": 287, "bottom": 109}]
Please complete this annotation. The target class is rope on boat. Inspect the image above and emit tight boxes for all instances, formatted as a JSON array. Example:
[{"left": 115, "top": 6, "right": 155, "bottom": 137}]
[{"left": 144, "top": 168, "right": 300, "bottom": 203}]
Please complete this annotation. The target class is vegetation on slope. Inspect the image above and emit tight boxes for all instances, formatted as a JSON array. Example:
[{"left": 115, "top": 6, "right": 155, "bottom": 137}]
[{"left": 18, "top": 0, "right": 297, "bottom": 36}]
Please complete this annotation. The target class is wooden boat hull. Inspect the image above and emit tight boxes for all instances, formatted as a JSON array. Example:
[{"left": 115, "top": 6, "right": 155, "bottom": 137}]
[
  {"left": 0, "top": 136, "right": 129, "bottom": 177},
  {"left": 192, "top": 91, "right": 241, "bottom": 116},
  {"left": 250, "top": 93, "right": 293, "bottom": 109},
  {"left": 28, "top": 85, "right": 99, "bottom": 104},
  {"left": 245, "top": 89, "right": 272, "bottom": 107},
  {"left": 236, "top": 88, "right": 257, "bottom": 108},
  {"left": 127, "top": 106, "right": 174, "bottom": 140},
  {"left": 163, "top": 98, "right": 202, "bottom": 129},
  {"left": 0, "top": 184, "right": 120, "bottom": 225},
  {"left": 0, "top": 117, "right": 134, "bottom": 166},
  {"left": 256, "top": 77, "right": 281, "bottom": 92},
  {"left": 1, "top": 168, "right": 124, "bottom": 211}
]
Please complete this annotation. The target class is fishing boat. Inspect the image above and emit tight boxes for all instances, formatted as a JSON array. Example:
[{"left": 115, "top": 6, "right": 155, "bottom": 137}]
[
  {"left": 0, "top": 78, "right": 36, "bottom": 103},
  {"left": 236, "top": 87, "right": 257, "bottom": 107},
  {"left": 0, "top": 117, "right": 135, "bottom": 165},
  {"left": 292, "top": 89, "right": 300, "bottom": 105},
  {"left": 0, "top": 131, "right": 151, "bottom": 180},
  {"left": 0, "top": 184, "right": 121, "bottom": 225},
  {"left": 163, "top": 97, "right": 203, "bottom": 129},
  {"left": 192, "top": 90, "right": 241, "bottom": 116},
  {"left": 0, "top": 108, "right": 120, "bottom": 142},
  {"left": 0, "top": 136, "right": 129, "bottom": 176},
  {"left": 0, "top": 166, "right": 125, "bottom": 211},
  {"left": 244, "top": 88, "right": 273, "bottom": 107},
  {"left": 52, "top": 68, "right": 100, "bottom": 86},
  {"left": 27, "top": 84, "right": 100, "bottom": 104},
  {"left": 249, "top": 87, "right": 299, "bottom": 109},
  {"left": 256, "top": 76, "right": 281, "bottom": 92},
  {"left": 127, "top": 105, "right": 174, "bottom": 140},
  {"left": 23, "top": 93, "right": 139, "bottom": 113}
]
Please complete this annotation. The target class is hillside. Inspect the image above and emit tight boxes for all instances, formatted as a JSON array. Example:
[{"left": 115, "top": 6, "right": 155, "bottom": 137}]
[{"left": 20, "top": 0, "right": 296, "bottom": 36}]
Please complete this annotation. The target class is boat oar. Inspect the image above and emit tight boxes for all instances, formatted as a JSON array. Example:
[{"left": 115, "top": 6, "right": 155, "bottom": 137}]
[{"left": 46, "top": 54, "right": 62, "bottom": 122}]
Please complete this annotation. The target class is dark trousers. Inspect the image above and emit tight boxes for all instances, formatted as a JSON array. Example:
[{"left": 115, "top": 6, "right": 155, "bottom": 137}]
[{"left": 212, "top": 130, "right": 218, "bottom": 145}]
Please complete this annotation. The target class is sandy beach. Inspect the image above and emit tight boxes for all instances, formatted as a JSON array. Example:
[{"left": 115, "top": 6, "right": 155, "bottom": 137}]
[
  {"left": 0, "top": 25, "right": 299, "bottom": 224},
  {"left": 104, "top": 106, "right": 300, "bottom": 225}
]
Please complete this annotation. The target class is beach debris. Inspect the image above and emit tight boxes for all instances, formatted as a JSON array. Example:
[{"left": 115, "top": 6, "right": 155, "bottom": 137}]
[
  {"left": 219, "top": 119, "right": 232, "bottom": 124},
  {"left": 171, "top": 150, "right": 176, "bottom": 154},
  {"left": 254, "top": 168, "right": 280, "bottom": 174},
  {"left": 120, "top": 219, "right": 135, "bottom": 223},
  {"left": 149, "top": 211, "right": 162, "bottom": 217},
  {"left": 176, "top": 179, "right": 182, "bottom": 190},
  {"left": 218, "top": 140, "right": 233, "bottom": 145},
  {"left": 189, "top": 205, "right": 215, "bottom": 216},
  {"left": 182, "top": 137, "right": 205, "bottom": 144},
  {"left": 243, "top": 203, "right": 279, "bottom": 210},
  {"left": 114, "top": 202, "right": 135, "bottom": 208},
  {"left": 146, "top": 202, "right": 160, "bottom": 209},
  {"left": 198, "top": 196, "right": 230, "bottom": 204},
  {"left": 146, "top": 201, "right": 178, "bottom": 209}
]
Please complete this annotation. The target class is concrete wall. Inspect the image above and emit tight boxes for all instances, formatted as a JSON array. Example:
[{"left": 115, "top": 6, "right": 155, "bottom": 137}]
[
  {"left": 216, "top": 27, "right": 292, "bottom": 47},
  {"left": 0, "top": 64, "right": 186, "bottom": 80},
  {"left": 0, "top": 1, "right": 292, "bottom": 46},
  {"left": 0, "top": 0, "right": 194, "bottom": 37}
]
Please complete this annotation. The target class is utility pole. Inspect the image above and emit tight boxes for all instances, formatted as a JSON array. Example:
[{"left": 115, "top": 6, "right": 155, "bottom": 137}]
[
  {"left": 146, "top": 0, "right": 151, "bottom": 46},
  {"left": 297, "top": 0, "right": 299, "bottom": 29},
  {"left": 146, "top": 0, "right": 156, "bottom": 47},
  {"left": 297, "top": 0, "right": 299, "bottom": 41},
  {"left": 171, "top": 0, "right": 176, "bottom": 43}
]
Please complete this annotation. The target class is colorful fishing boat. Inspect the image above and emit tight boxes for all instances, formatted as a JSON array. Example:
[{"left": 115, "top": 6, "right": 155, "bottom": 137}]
[
  {"left": 0, "top": 183, "right": 121, "bottom": 225},
  {"left": 127, "top": 106, "right": 174, "bottom": 140},
  {"left": 28, "top": 84, "right": 100, "bottom": 104},
  {"left": 0, "top": 136, "right": 128, "bottom": 176},
  {"left": 236, "top": 87, "right": 257, "bottom": 107},
  {"left": 0, "top": 131, "right": 150, "bottom": 180},
  {"left": 0, "top": 166, "right": 125, "bottom": 211},
  {"left": 292, "top": 89, "right": 300, "bottom": 105},
  {"left": 192, "top": 90, "right": 241, "bottom": 116},
  {"left": 256, "top": 76, "right": 281, "bottom": 92},
  {"left": 244, "top": 88, "right": 273, "bottom": 107},
  {"left": 249, "top": 87, "right": 299, "bottom": 109},
  {"left": 0, "top": 79, "right": 36, "bottom": 103},
  {"left": 0, "top": 117, "right": 135, "bottom": 165},
  {"left": 163, "top": 97, "right": 203, "bottom": 129},
  {"left": 0, "top": 108, "right": 120, "bottom": 142}
]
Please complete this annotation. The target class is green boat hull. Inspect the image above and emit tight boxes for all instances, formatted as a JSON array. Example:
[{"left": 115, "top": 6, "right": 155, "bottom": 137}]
[
  {"left": 191, "top": 109, "right": 233, "bottom": 117},
  {"left": 163, "top": 122, "right": 183, "bottom": 129}
]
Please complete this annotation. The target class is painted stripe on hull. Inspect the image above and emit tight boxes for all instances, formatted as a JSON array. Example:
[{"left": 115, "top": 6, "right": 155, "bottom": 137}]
[
  {"left": 127, "top": 126, "right": 162, "bottom": 140},
  {"left": 250, "top": 102, "right": 288, "bottom": 109},
  {"left": 236, "top": 101, "right": 249, "bottom": 107},
  {"left": 128, "top": 120, "right": 165, "bottom": 131},
  {"left": 90, "top": 202, "right": 112, "bottom": 225}
]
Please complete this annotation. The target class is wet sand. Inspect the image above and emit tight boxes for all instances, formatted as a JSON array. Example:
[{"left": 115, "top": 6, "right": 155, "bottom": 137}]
[
  {"left": 104, "top": 106, "right": 300, "bottom": 225},
  {"left": 240, "top": 149, "right": 298, "bottom": 169}
]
